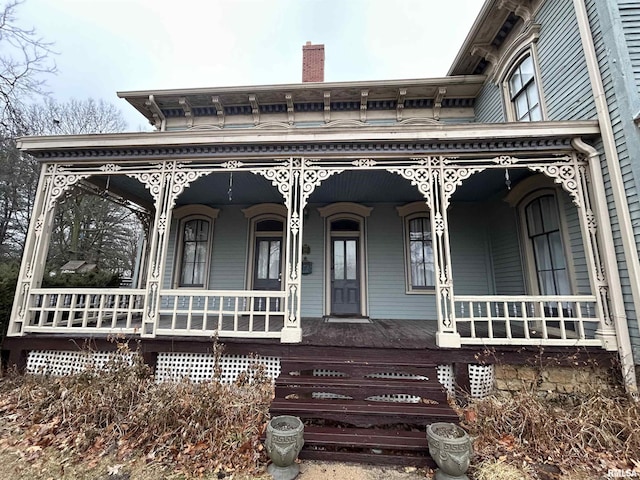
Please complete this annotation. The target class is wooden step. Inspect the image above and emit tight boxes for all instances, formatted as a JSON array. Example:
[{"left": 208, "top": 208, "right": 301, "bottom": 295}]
[
  {"left": 280, "top": 358, "right": 440, "bottom": 380},
  {"left": 299, "top": 427, "right": 435, "bottom": 467},
  {"left": 270, "top": 398, "right": 458, "bottom": 427},
  {"left": 275, "top": 376, "right": 448, "bottom": 403}
]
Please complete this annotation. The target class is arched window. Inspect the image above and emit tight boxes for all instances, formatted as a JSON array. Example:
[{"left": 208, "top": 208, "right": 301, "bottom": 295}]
[
  {"left": 179, "top": 218, "right": 210, "bottom": 287},
  {"left": 397, "top": 202, "right": 434, "bottom": 293},
  {"left": 506, "top": 54, "right": 543, "bottom": 122},
  {"left": 523, "top": 194, "right": 570, "bottom": 296},
  {"left": 172, "top": 205, "right": 219, "bottom": 288}
]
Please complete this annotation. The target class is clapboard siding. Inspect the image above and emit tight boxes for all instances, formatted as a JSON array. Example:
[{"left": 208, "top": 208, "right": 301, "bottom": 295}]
[
  {"left": 488, "top": 200, "right": 525, "bottom": 295},
  {"left": 366, "top": 205, "right": 436, "bottom": 320},
  {"left": 536, "top": 0, "right": 597, "bottom": 120},
  {"left": 208, "top": 207, "right": 247, "bottom": 290},
  {"left": 619, "top": 0, "right": 640, "bottom": 94},
  {"left": 300, "top": 207, "right": 324, "bottom": 317},
  {"left": 162, "top": 218, "right": 178, "bottom": 288},
  {"left": 449, "top": 205, "right": 494, "bottom": 295},
  {"left": 474, "top": 82, "right": 505, "bottom": 123},
  {"left": 588, "top": 0, "right": 640, "bottom": 360},
  {"left": 561, "top": 191, "right": 591, "bottom": 295}
]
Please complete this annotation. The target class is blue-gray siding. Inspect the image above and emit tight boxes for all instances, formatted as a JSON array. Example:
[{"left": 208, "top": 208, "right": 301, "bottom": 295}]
[
  {"left": 488, "top": 200, "right": 525, "bottom": 295},
  {"left": 536, "top": 0, "right": 596, "bottom": 120},
  {"left": 474, "top": 83, "right": 505, "bottom": 123},
  {"left": 588, "top": 0, "right": 640, "bottom": 362}
]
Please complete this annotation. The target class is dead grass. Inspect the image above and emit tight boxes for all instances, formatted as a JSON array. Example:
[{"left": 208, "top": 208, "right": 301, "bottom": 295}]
[
  {"left": 0, "top": 342, "right": 273, "bottom": 479},
  {"left": 463, "top": 389, "right": 640, "bottom": 478}
]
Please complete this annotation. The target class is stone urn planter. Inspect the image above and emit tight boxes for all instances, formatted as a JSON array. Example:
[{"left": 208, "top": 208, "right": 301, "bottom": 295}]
[
  {"left": 426, "top": 422, "right": 472, "bottom": 480},
  {"left": 265, "top": 415, "right": 304, "bottom": 480}
]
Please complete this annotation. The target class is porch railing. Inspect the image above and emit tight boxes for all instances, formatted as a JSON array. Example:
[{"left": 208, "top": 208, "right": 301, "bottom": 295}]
[
  {"left": 454, "top": 295, "right": 602, "bottom": 346},
  {"left": 25, "top": 288, "right": 146, "bottom": 335},
  {"left": 156, "top": 289, "right": 286, "bottom": 338}
]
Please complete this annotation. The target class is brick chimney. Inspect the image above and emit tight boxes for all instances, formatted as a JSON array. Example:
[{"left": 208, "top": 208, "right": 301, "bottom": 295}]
[{"left": 302, "top": 41, "right": 324, "bottom": 82}]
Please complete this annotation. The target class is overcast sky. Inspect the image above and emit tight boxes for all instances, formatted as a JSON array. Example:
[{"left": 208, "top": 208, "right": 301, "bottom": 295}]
[{"left": 19, "top": 0, "right": 484, "bottom": 131}]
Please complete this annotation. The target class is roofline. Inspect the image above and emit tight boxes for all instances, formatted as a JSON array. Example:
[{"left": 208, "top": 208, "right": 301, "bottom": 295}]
[
  {"left": 117, "top": 75, "right": 487, "bottom": 99},
  {"left": 17, "top": 120, "right": 599, "bottom": 152},
  {"left": 447, "top": 0, "right": 496, "bottom": 76}
]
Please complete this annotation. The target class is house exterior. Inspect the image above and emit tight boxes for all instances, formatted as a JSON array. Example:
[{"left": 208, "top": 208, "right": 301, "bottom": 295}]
[{"left": 3, "top": 0, "right": 640, "bottom": 397}]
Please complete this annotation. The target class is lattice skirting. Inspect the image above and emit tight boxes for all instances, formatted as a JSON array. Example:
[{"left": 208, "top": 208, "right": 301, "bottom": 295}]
[
  {"left": 155, "top": 352, "right": 281, "bottom": 384},
  {"left": 26, "top": 350, "right": 133, "bottom": 376},
  {"left": 468, "top": 364, "right": 495, "bottom": 399}
]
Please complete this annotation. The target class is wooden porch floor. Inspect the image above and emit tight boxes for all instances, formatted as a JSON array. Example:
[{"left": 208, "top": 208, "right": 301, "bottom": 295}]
[{"left": 300, "top": 318, "right": 437, "bottom": 349}]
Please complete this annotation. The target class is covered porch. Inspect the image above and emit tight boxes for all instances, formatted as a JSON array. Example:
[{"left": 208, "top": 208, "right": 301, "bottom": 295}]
[{"left": 8, "top": 124, "right": 621, "bottom": 352}]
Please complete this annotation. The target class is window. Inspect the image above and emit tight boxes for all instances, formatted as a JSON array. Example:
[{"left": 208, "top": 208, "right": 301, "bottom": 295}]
[
  {"left": 397, "top": 202, "right": 434, "bottom": 293},
  {"left": 179, "top": 219, "right": 210, "bottom": 287},
  {"left": 172, "top": 205, "right": 219, "bottom": 289},
  {"left": 407, "top": 216, "right": 435, "bottom": 289},
  {"left": 508, "top": 55, "right": 542, "bottom": 122},
  {"left": 524, "top": 195, "right": 570, "bottom": 296}
]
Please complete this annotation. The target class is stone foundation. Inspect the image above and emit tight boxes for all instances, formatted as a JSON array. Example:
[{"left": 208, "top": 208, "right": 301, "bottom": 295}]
[{"left": 494, "top": 364, "right": 618, "bottom": 396}]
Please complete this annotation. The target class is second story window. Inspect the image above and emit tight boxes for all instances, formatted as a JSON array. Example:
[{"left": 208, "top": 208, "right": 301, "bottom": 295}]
[{"left": 508, "top": 55, "right": 542, "bottom": 122}]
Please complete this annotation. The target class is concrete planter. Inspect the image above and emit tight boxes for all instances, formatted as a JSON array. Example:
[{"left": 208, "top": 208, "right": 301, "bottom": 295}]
[
  {"left": 265, "top": 415, "right": 304, "bottom": 480},
  {"left": 427, "top": 422, "right": 472, "bottom": 480}
]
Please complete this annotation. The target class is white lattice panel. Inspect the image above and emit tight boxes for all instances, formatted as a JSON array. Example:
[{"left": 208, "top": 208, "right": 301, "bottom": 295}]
[
  {"left": 437, "top": 364, "right": 455, "bottom": 395},
  {"left": 469, "top": 364, "right": 494, "bottom": 399},
  {"left": 26, "top": 350, "right": 133, "bottom": 376},
  {"left": 155, "top": 352, "right": 281, "bottom": 384}
]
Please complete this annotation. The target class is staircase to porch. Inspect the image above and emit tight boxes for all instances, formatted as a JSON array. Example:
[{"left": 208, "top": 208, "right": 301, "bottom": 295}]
[{"left": 269, "top": 348, "right": 459, "bottom": 466}]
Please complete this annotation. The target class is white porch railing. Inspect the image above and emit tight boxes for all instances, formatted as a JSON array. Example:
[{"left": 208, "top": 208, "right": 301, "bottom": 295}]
[
  {"left": 454, "top": 295, "right": 603, "bottom": 346},
  {"left": 156, "top": 289, "right": 286, "bottom": 338},
  {"left": 25, "top": 288, "right": 146, "bottom": 334}
]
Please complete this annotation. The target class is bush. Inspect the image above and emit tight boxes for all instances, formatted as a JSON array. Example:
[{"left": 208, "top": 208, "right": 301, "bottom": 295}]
[
  {"left": 0, "top": 262, "right": 19, "bottom": 340},
  {"left": 0, "top": 344, "right": 273, "bottom": 477},
  {"left": 42, "top": 270, "right": 121, "bottom": 288}
]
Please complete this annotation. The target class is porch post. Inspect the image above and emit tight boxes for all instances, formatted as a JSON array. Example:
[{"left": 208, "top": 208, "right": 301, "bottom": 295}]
[
  {"left": 134, "top": 163, "right": 173, "bottom": 337},
  {"left": 8, "top": 163, "right": 90, "bottom": 335},
  {"left": 8, "top": 163, "right": 55, "bottom": 335},
  {"left": 433, "top": 167, "right": 461, "bottom": 348},
  {"left": 572, "top": 138, "right": 637, "bottom": 394},
  {"left": 282, "top": 158, "right": 303, "bottom": 342}
]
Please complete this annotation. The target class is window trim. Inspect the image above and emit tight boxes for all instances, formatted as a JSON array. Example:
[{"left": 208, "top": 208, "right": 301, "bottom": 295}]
[
  {"left": 172, "top": 205, "right": 219, "bottom": 289},
  {"left": 242, "top": 204, "right": 287, "bottom": 291},
  {"left": 492, "top": 25, "right": 547, "bottom": 122},
  {"left": 516, "top": 188, "right": 576, "bottom": 296},
  {"left": 396, "top": 202, "right": 435, "bottom": 295}
]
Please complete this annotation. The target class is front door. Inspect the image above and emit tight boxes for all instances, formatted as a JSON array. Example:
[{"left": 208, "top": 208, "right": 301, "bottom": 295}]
[
  {"left": 331, "top": 237, "right": 360, "bottom": 315},
  {"left": 254, "top": 237, "right": 282, "bottom": 311}
]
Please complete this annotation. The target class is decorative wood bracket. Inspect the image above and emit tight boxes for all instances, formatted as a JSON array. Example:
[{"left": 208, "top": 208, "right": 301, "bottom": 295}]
[
  {"left": 285, "top": 93, "right": 295, "bottom": 125},
  {"left": 249, "top": 94, "right": 260, "bottom": 125},
  {"left": 396, "top": 88, "right": 406, "bottom": 121},
  {"left": 178, "top": 97, "right": 193, "bottom": 128},
  {"left": 471, "top": 44, "right": 499, "bottom": 66},
  {"left": 433, "top": 87, "right": 446, "bottom": 121},
  {"left": 145, "top": 95, "right": 166, "bottom": 130},
  {"left": 360, "top": 90, "right": 369, "bottom": 122},
  {"left": 323, "top": 92, "right": 331, "bottom": 123},
  {"left": 211, "top": 96, "right": 225, "bottom": 127},
  {"left": 499, "top": 0, "right": 533, "bottom": 23}
]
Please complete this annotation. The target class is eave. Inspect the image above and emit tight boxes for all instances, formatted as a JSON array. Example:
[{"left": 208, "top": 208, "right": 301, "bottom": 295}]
[
  {"left": 117, "top": 76, "right": 487, "bottom": 127},
  {"left": 17, "top": 121, "right": 600, "bottom": 161}
]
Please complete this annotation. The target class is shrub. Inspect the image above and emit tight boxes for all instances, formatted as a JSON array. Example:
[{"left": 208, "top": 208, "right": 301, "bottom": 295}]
[{"left": 0, "top": 262, "right": 19, "bottom": 340}]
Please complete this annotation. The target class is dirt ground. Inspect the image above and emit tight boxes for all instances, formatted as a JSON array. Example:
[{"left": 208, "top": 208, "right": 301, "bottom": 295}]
[{"left": 297, "top": 460, "right": 431, "bottom": 480}]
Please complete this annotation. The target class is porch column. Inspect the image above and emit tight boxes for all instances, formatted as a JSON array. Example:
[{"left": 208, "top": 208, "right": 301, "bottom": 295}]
[
  {"left": 572, "top": 138, "right": 637, "bottom": 394},
  {"left": 134, "top": 163, "right": 174, "bottom": 337},
  {"left": 433, "top": 167, "right": 461, "bottom": 348},
  {"left": 8, "top": 164, "right": 89, "bottom": 335}
]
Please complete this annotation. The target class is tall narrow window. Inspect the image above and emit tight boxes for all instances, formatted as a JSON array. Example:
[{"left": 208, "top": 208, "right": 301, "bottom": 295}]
[
  {"left": 180, "top": 219, "right": 209, "bottom": 287},
  {"left": 525, "top": 195, "right": 570, "bottom": 296},
  {"left": 508, "top": 55, "right": 542, "bottom": 122},
  {"left": 408, "top": 216, "right": 434, "bottom": 289}
]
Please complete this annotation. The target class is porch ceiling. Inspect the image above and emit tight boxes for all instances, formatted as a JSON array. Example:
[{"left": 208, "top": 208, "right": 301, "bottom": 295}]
[{"left": 88, "top": 168, "right": 535, "bottom": 209}]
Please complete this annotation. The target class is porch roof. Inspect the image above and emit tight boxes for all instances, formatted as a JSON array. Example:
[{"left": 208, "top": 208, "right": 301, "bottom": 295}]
[{"left": 17, "top": 120, "right": 600, "bottom": 159}]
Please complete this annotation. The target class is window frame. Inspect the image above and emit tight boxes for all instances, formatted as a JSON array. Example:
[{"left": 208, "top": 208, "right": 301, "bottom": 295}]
[
  {"left": 397, "top": 202, "right": 435, "bottom": 294},
  {"left": 516, "top": 188, "right": 575, "bottom": 297},
  {"left": 505, "top": 53, "right": 543, "bottom": 122},
  {"left": 172, "top": 205, "right": 219, "bottom": 289}
]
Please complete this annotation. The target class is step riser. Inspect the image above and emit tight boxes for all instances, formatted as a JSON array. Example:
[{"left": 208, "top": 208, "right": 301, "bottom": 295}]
[
  {"left": 299, "top": 449, "right": 436, "bottom": 468},
  {"left": 275, "top": 385, "right": 447, "bottom": 403},
  {"left": 281, "top": 363, "right": 440, "bottom": 380}
]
